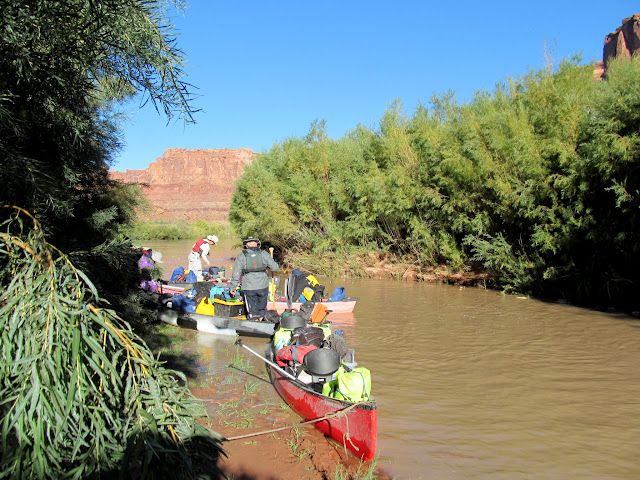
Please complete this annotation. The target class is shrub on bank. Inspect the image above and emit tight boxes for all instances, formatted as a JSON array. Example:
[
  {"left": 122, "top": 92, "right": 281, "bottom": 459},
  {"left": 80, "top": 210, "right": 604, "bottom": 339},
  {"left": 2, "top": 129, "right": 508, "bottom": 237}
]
[
  {"left": 231, "top": 57, "right": 640, "bottom": 311},
  {"left": 1, "top": 213, "right": 223, "bottom": 478},
  {"left": 125, "top": 220, "right": 235, "bottom": 241}
]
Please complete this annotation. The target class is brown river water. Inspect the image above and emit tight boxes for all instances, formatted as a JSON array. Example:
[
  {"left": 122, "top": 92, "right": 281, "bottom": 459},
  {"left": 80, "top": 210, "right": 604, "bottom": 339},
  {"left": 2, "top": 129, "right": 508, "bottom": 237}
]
[{"left": 144, "top": 239, "right": 640, "bottom": 479}]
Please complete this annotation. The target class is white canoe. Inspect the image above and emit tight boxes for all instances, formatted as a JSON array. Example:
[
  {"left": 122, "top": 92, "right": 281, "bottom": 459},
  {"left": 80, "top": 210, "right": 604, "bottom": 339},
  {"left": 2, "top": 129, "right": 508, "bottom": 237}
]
[{"left": 157, "top": 307, "right": 276, "bottom": 337}]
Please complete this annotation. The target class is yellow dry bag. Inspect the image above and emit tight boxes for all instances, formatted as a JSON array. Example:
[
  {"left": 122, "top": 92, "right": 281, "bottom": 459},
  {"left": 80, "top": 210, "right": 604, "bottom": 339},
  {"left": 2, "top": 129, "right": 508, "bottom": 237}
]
[{"left": 195, "top": 297, "right": 216, "bottom": 316}]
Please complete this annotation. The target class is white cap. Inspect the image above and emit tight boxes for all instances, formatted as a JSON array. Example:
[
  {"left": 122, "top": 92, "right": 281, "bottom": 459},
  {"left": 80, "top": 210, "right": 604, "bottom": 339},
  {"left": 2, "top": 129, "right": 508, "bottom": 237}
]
[
  {"left": 207, "top": 235, "right": 219, "bottom": 243},
  {"left": 151, "top": 251, "right": 163, "bottom": 263}
]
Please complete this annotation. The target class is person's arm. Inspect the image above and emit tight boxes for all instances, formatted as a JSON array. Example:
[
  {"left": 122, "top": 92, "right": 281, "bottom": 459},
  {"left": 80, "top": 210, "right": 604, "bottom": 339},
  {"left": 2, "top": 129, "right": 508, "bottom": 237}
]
[
  {"left": 201, "top": 243, "right": 211, "bottom": 265},
  {"left": 227, "top": 255, "right": 243, "bottom": 291},
  {"left": 265, "top": 251, "right": 279, "bottom": 273}
]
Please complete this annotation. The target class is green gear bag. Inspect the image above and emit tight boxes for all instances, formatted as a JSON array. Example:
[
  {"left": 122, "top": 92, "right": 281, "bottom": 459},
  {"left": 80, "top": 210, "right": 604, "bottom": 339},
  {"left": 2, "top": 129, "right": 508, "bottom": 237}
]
[
  {"left": 273, "top": 328, "right": 293, "bottom": 350},
  {"left": 312, "top": 323, "right": 332, "bottom": 339},
  {"left": 328, "top": 366, "right": 372, "bottom": 402},
  {"left": 242, "top": 248, "right": 266, "bottom": 273},
  {"left": 322, "top": 379, "right": 337, "bottom": 397}
]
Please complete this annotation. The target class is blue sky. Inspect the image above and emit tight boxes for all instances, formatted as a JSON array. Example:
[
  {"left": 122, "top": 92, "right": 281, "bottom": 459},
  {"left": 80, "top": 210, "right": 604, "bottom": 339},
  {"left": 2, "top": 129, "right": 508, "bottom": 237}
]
[{"left": 111, "top": 1, "right": 639, "bottom": 171}]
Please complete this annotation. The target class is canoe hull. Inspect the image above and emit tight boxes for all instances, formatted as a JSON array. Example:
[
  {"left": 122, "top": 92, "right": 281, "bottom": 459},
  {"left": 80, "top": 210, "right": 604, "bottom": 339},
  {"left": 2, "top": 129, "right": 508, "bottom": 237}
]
[
  {"left": 158, "top": 280, "right": 231, "bottom": 295},
  {"left": 158, "top": 307, "right": 275, "bottom": 337},
  {"left": 158, "top": 283, "right": 192, "bottom": 295},
  {"left": 268, "top": 352, "right": 377, "bottom": 460},
  {"left": 159, "top": 283, "right": 357, "bottom": 314},
  {"left": 272, "top": 299, "right": 357, "bottom": 314}
]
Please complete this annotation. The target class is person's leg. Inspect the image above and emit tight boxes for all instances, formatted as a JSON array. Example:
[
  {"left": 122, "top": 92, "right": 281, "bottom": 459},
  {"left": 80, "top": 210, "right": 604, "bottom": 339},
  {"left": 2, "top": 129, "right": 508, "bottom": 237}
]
[
  {"left": 187, "top": 252, "right": 198, "bottom": 273},
  {"left": 194, "top": 262, "right": 203, "bottom": 281},
  {"left": 188, "top": 252, "right": 203, "bottom": 280},
  {"left": 244, "top": 287, "right": 269, "bottom": 320},
  {"left": 243, "top": 289, "right": 257, "bottom": 319},
  {"left": 253, "top": 287, "right": 269, "bottom": 319}
]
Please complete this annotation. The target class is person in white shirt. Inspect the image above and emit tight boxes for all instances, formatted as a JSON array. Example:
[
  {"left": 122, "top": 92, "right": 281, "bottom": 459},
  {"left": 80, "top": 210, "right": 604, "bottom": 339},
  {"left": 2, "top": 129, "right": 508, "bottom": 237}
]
[{"left": 187, "top": 235, "right": 218, "bottom": 280}]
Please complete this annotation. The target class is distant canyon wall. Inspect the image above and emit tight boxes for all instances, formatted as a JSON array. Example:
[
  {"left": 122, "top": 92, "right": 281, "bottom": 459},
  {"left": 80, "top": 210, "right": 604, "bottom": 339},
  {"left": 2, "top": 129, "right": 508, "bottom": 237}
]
[
  {"left": 604, "top": 13, "right": 640, "bottom": 68},
  {"left": 595, "top": 13, "right": 640, "bottom": 77},
  {"left": 109, "top": 148, "right": 256, "bottom": 223}
]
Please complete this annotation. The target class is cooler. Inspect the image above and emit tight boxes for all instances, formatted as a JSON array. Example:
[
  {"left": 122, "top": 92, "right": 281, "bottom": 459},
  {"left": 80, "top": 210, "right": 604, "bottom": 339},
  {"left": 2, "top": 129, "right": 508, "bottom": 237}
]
[{"left": 213, "top": 298, "right": 245, "bottom": 318}]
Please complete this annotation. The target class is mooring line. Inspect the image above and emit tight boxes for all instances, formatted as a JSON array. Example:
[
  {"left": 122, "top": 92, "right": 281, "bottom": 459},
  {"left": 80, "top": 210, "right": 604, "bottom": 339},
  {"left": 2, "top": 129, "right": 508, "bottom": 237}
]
[{"left": 223, "top": 401, "right": 367, "bottom": 442}]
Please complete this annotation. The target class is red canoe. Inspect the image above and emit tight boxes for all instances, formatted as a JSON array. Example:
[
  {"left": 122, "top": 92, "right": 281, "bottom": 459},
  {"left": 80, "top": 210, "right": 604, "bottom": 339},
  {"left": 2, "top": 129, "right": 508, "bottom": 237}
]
[
  {"left": 158, "top": 283, "right": 191, "bottom": 295},
  {"left": 267, "top": 351, "right": 377, "bottom": 461}
]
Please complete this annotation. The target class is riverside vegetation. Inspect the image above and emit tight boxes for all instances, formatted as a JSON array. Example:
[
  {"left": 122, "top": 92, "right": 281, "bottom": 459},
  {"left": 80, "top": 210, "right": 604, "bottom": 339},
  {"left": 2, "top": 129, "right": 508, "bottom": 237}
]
[
  {"left": 0, "top": 212, "right": 222, "bottom": 478},
  {"left": 126, "top": 219, "right": 234, "bottom": 241},
  {"left": 230, "top": 57, "right": 640, "bottom": 312},
  {"left": 0, "top": 1, "right": 227, "bottom": 478}
]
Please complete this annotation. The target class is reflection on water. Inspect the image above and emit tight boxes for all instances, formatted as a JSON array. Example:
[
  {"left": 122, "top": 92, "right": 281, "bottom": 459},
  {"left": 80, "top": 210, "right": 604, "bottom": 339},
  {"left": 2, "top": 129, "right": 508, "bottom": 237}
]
[{"left": 146, "top": 242, "right": 640, "bottom": 480}]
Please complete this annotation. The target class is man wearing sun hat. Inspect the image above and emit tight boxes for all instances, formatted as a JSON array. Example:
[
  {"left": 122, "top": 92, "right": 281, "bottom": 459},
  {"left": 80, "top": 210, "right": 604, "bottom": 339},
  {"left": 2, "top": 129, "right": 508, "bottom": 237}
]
[
  {"left": 188, "top": 235, "right": 218, "bottom": 281},
  {"left": 228, "top": 237, "right": 279, "bottom": 321}
]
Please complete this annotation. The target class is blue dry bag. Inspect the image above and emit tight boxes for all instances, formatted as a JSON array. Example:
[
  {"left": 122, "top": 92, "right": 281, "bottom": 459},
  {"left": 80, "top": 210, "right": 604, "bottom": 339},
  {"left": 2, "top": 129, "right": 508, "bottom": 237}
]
[
  {"left": 170, "top": 266, "right": 185, "bottom": 282},
  {"left": 171, "top": 294, "right": 185, "bottom": 310},
  {"left": 328, "top": 287, "right": 346, "bottom": 301},
  {"left": 181, "top": 298, "right": 196, "bottom": 313}
]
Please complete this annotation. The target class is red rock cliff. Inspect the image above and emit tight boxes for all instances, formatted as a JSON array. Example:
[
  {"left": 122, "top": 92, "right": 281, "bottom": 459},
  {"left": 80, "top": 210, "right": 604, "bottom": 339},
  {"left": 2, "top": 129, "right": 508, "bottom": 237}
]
[
  {"left": 592, "top": 13, "right": 640, "bottom": 79},
  {"left": 110, "top": 148, "right": 256, "bottom": 223},
  {"left": 603, "top": 13, "right": 640, "bottom": 70}
]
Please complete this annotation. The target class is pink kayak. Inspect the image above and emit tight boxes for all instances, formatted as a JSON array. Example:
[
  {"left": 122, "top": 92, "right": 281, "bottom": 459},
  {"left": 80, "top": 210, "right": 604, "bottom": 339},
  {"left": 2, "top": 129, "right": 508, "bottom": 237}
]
[{"left": 272, "top": 298, "right": 358, "bottom": 314}]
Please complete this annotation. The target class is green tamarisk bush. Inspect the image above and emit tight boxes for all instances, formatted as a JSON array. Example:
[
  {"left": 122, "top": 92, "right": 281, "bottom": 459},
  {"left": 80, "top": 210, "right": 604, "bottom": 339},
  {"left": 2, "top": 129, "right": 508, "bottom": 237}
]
[{"left": 230, "top": 57, "right": 640, "bottom": 310}]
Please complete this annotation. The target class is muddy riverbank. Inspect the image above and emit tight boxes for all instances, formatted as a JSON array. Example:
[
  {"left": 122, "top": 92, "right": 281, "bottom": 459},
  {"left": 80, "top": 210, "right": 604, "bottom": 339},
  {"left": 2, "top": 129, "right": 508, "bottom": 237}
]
[{"left": 146, "top": 324, "right": 392, "bottom": 479}]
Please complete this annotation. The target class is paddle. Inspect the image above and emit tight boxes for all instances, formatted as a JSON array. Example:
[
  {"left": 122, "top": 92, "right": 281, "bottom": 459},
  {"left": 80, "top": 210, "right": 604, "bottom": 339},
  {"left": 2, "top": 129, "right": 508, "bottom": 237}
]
[
  {"left": 235, "top": 338, "right": 298, "bottom": 382},
  {"left": 268, "top": 247, "right": 276, "bottom": 310}
]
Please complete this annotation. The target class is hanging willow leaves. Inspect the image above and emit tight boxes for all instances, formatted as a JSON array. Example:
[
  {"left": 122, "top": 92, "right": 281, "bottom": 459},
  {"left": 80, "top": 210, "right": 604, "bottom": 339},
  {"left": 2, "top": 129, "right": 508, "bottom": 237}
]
[{"left": 0, "top": 210, "right": 223, "bottom": 479}]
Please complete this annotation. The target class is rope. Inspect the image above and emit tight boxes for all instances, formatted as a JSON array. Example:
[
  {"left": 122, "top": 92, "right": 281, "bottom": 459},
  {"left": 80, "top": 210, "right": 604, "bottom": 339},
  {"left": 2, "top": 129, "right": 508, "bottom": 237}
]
[
  {"left": 222, "top": 401, "right": 369, "bottom": 442},
  {"left": 339, "top": 405, "right": 358, "bottom": 454}
]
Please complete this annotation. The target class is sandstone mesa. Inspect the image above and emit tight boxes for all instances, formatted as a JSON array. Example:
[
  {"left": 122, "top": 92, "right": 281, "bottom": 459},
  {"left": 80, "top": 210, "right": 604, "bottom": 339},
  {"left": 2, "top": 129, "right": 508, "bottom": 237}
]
[{"left": 109, "top": 148, "right": 256, "bottom": 223}]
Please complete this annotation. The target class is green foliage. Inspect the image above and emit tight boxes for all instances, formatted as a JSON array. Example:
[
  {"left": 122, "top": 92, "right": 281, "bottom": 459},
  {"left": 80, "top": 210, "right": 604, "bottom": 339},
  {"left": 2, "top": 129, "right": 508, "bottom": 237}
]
[
  {"left": 0, "top": 0, "right": 194, "bottom": 239},
  {"left": 0, "top": 212, "right": 223, "bottom": 479},
  {"left": 0, "top": 0, "right": 199, "bottom": 318},
  {"left": 560, "top": 57, "right": 640, "bottom": 304},
  {"left": 230, "top": 57, "right": 640, "bottom": 309},
  {"left": 0, "top": 2, "right": 226, "bottom": 476},
  {"left": 124, "top": 220, "right": 234, "bottom": 241}
]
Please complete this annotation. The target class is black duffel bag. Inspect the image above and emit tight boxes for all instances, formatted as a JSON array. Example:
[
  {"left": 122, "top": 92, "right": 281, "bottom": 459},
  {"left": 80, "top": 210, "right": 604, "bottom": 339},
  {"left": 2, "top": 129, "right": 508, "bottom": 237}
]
[
  {"left": 291, "top": 326, "right": 325, "bottom": 347},
  {"left": 298, "top": 301, "right": 316, "bottom": 322}
]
